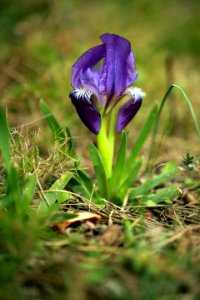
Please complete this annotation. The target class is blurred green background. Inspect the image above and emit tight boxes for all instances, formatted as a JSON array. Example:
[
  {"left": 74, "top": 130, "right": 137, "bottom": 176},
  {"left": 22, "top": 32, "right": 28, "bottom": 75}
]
[{"left": 0, "top": 0, "right": 199, "bottom": 151}]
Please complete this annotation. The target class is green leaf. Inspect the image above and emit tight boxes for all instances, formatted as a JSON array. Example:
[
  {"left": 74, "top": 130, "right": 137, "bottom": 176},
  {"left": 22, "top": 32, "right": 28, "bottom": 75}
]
[
  {"left": 118, "top": 158, "right": 144, "bottom": 200},
  {"left": 76, "top": 169, "right": 104, "bottom": 205},
  {"left": 77, "top": 169, "right": 95, "bottom": 198},
  {"left": 5, "top": 167, "right": 20, "bottom": 214},
  {"left": 39, "top": 99, "right": 65, "bottom": 140},
  {"left": 38, "top": 173, "right": 72, "bottom": 212},
  {"left": 89, "top": 143, "right": 108, "bottom": 198},
  {"left": 23, "top": 174, "right": 37, "bottom": 205},
  {"left": 145, "top": 186, "right": 181, "bottom": 206},
  {"left": 0, "top": 108, "right": 10, "bottom": 172},
  {"left": 172, "top": 84, "right": 200, "bottom": 139},
  {"left": 129, "top": 162, "right": 179, "bottom": 201},
  {"left": 9, "top": 174, "right": 37, "bottom": 216},
  {"left": 147, "top": 84, "right": 200, "bottom": 168},
  {"left": 65, "top": 127, "right": 74, "bottom": 154},
  {"left": 109, "top": 131, "right": 127, "bottom": 191},
  {"left": 161, "top": 161, "right": 177, "bottom": 174},
  {"left": 123, "top": 103, "right": 158, "bottom": 177}
]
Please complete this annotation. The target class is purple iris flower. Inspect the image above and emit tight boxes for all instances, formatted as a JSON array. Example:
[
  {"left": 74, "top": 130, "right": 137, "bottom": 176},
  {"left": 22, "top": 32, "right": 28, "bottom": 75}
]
[{"left": 69, "top": 33, "right": 145, "bottom": 134}]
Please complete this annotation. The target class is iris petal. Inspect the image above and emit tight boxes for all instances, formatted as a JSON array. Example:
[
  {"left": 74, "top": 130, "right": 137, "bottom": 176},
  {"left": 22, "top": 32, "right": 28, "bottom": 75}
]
[
  {"left": 126, "top": 52, "right": 137, "bottom": 87},
  {"left": 116, "top": 96, "right": 142, "bottom": 132},
  {"left": 70, "top": 90, "right": 101, "bottom": 135},
  {"left": 99, "top": 33, "right": 137, "bottom": 99},
  {"left": 72, "top": 44, "right": 105, "bottom": 91}
]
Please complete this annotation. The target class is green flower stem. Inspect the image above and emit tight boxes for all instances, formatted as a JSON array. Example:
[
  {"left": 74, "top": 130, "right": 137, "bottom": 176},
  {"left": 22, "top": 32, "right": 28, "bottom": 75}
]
[
  {"left": 108, "top": 106, "right": 117, "bottom": 160},
  {"left": 97, "top": 114, "right": 115, "bottom": 178}
]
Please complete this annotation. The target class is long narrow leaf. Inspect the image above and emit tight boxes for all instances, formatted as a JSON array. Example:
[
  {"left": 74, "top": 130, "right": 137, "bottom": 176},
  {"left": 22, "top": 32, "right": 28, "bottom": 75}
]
[
  {"left": 109, "top": 131, "right": 127, "bottom": 191},
  {"left": 0, "top": 108, "right": 10, "bottom": 172},
  {"left": 77, "top": 169, "right": 95, "bottom": 198},
  {"left": 148, "top": 84, "right": 200, "bottom": 168},
  {"left": 39, "top": 99, "right": 65, "bottom": 139},
  {"left": 123, "top": 103, "right": 158, "bottom": 176},
  {"left": 145, "top": 186, "right": 181, "bottom": 206},
  {"left": 76, "top": 169, "right": 103, "bottom": 204},
  {"left": 89, "top": 143, "right": 108, "bottom": 198},
  {"left": 6, "top": 167, "right": 20, "bottom": 214},
  {"left": 118, "top": 157, "right": 144, "bottom": 199},
  {"left": 38, "top": 173, "right": 72, "bottom": 212},
  {"left": 65, "top": 127, "right": 74, "bottom": 154},
  {"left": 23, "top": 175, "right": 37, "bottom": 201},
  {"left": 22, "top": 175, "right": 37, "bottom": 212},
  {"left": 129, "top": 163, "right": 179, "bottom": 200},
  {"left": 173, "top": 84, "right": 200, "bottom": 139}
]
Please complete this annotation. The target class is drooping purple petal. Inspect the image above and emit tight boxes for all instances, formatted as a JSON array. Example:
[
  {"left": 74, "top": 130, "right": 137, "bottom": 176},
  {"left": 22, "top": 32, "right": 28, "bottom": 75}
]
[
  {"left": 70, "top": 90, "right": 101, "bottom": 135},
  {"left": 116, "top": 96, "right": 142, "bottom": 132},
  {"left": 72, "top": 44, "right": 105, "bottom": 91},
  {"left": 99, "top": 33, "right": 137, "bottom": 99}
]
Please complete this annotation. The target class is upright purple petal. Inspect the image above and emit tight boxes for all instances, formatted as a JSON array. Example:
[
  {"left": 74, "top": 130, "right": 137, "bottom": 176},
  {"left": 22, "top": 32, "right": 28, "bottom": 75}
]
[
  {"left": 99, "top": 33, "right": 137, "bottom": 99},
  {"left": 116, "top": 97, "right": 142, "bottom": 132},
  {"left": 72, "top": 44, "right": 105, "bottom": 90},
  {"left": 70, "top": 90, "right": 101, "bottom": 135},
  {"left": 126, "top": 52, "right": 138, "bottom": 87}
]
